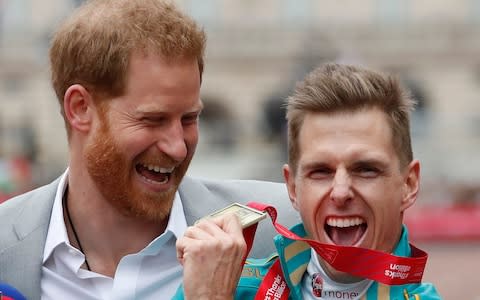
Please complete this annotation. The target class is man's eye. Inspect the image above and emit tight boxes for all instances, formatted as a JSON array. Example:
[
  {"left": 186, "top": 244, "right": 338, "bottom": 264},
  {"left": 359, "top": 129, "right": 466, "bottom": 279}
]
[
  {"left": 182, "top": 114, "right": 199, "bottom": 125},
  {"left": 310, "top": 168, "right": 332, "bottom": 179},
  {"left": 354, "top": 167, "right": 379, "bottom": 177},
  {"left": 142, "top": 117, "right": 165, "bottom": 125}
]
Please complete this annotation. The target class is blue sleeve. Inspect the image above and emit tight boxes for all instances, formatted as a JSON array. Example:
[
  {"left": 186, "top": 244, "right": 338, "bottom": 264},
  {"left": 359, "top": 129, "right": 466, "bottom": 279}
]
[
  {"left": 404, "top": 282, "right": 442, "bottom": 300},
  {"left": 171, "top": 285, "right": 185, "bottom": 300}
]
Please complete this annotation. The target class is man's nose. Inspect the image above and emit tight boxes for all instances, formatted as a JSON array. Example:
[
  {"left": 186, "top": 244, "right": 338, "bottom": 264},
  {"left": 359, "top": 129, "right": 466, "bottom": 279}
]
[
  {"left": 156, "top": 122, "right": 187, "bottom": 162},
  {"left": 329, "top": 169, "right": 353, "bottom": 206}
]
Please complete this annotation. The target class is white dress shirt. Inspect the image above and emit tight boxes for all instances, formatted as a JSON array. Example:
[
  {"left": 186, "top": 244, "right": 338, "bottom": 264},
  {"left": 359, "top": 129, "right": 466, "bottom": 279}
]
[{"left": 41, "top": 170, "right": 187, "bottom": 300}]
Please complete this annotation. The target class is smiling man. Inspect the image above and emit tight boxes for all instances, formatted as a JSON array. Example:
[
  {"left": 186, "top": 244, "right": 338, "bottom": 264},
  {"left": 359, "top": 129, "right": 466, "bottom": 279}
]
[
  {"left": 175, "top": 63, "right": 441, "bottom": 299},
  {"left": 0, "top": 1, "right": 296, "bottom": 299}
]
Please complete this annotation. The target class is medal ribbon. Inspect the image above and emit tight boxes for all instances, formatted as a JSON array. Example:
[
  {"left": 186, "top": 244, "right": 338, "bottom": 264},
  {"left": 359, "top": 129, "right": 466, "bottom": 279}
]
[
  {"left": 242, "top": 223, "right": 259, "bottom": 264},
  {"left": 246, "top": 201, "right": 428, "bottom": 286},
  {"left": 254, "top": 258, "right": 289, "bottom": 300}
]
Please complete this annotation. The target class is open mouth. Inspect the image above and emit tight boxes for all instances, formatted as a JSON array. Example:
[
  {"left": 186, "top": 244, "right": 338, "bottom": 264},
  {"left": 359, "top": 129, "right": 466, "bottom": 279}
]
[
  {"left": 324, "top": 216, "right": 367, "bottom": 246},
  {"left": 136, "top": 163, "right": 174, "bottom": 184}
]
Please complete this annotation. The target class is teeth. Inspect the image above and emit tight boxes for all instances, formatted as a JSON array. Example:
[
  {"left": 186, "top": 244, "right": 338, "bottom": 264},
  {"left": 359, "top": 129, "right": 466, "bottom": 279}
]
[
  {"left": 143, "top": 164, "right": 174, "bottom": 173},
  {"left": 144, "top": 176, "right": 168, "bottom": 185},
  {"left": 326, "top": 217, "right": 365, "bottom": 228}
]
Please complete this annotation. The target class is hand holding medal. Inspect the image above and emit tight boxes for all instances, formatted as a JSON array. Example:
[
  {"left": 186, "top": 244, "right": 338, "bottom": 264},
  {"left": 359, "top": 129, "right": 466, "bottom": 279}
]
[{"left": 176, "top": 204, "right": 265, "bottom": 300}]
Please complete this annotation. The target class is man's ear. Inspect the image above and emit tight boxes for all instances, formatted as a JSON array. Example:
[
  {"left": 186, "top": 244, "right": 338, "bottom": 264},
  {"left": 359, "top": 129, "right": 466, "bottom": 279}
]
[
  {"left": 63, "top": 84, "right": 95, "bottom": 134},
  {"left": 401, "top": 159, "right": 420, "bottom": 212},
  {"left": 283, "top": 164, "right": 299, "bottom": 211}
]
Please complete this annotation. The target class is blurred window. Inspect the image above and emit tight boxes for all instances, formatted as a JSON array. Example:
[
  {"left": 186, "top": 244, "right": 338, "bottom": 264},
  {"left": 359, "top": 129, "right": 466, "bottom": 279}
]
[
  {"left": 199, "top": 97, "right": 237, "bottom": 151},
  {"left": 1, "top": 74, "right": 26, "bottom": 93},
  {"left": 403, "top": 77, "right": 430, "bottom": 138},
  {"left": 470, "top": 0, "right": 480, "bottom": 24},
  {"left": 2, "top": 0, "right": 30, "bottom": 34},
  {"left": 281, "top": 0, "right": 311, "bottom": 27},
  {"left": 376, "top": 0, "right": 408, "bottom": 25},
  {"left": 186, "top": 0, "right": 217, "bottom": 25}
]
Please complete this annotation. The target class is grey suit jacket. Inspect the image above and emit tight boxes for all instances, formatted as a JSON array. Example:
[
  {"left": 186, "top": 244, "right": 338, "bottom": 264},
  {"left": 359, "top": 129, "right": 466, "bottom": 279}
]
[{"left": 0, "top": 175, "right": 299, "bottom": 300}]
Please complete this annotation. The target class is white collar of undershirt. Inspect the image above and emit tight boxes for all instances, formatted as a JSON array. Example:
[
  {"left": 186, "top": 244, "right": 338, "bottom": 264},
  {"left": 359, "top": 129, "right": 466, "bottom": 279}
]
[
  {"left": 43, "top": 169, "right": 69, "bottom": 264},
  {"left": 301, "top": 248, "right": 373, "bottom": 300},
  {"left": 42, "top": 168, "right": 188, "bottom": 264}
]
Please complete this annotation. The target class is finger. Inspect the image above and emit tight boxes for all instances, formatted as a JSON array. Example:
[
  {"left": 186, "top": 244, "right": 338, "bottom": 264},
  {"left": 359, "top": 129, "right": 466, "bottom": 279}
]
[
  {"left": 183, "top": 223, "right": 217, "bottom": 240},
  {"left": 180, "top": 214, "right": 247, "bottom": 260},
  {"left": 175, "top": 235, "right": 192, "bottom": 265},
  {"left": 177, "top": 234, "right": 224, "bottom": 259},
  {"left": 192, "top": 217, "right": 238, "bottom": 239},
  {"left": 176, "top": 235, "right": 210, "bottom": 265},
  {"left": 210, "top": 213, "right": 247, "bottom": 257},
  {"left": 211, "top": 213, "right": 246, "bottom": 244},
  {"left": 217, "top": 212, "right": 244, "bottom": 235}
]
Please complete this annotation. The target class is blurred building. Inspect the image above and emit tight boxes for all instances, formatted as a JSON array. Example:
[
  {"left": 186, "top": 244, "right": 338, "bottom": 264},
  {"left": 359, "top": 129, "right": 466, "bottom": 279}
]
[{"left": 1, "top": 0, "right": 480, "bottom": 202}]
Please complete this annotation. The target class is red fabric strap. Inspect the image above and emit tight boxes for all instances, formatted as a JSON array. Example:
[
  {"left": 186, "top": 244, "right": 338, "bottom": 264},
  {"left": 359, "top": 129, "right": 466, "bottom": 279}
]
[
  {"left": 254, "top": 259, "right": 290, "bottom": 300},
  {"left": 242, "top": 223, "right": 258, "bottom": 265}
]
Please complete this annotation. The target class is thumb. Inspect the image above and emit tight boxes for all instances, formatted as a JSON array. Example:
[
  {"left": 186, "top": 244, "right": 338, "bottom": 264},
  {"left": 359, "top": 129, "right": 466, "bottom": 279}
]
[{"left": 214, "top": 212, "right": 244, "bottom": 236}]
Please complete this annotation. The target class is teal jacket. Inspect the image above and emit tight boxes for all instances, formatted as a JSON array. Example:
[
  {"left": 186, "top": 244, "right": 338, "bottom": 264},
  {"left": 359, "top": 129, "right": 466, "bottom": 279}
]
[{"left": 174, "top": 224, "right": 441, "bottom": 300}]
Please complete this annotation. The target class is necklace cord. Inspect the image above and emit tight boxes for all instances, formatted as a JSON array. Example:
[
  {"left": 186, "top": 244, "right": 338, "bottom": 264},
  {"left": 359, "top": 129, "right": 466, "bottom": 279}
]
[{"left": 64, "top": 187, "right": 91, "bottom": 271}]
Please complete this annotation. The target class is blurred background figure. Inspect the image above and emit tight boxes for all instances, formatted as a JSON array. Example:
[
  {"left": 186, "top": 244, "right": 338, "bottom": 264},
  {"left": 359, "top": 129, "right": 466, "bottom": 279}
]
[
  {"left": 0, "top": 120, "right": 36, "bottom": 203},
  {"left": 0, "top": 0, "right": 479, "bottom": 298}
]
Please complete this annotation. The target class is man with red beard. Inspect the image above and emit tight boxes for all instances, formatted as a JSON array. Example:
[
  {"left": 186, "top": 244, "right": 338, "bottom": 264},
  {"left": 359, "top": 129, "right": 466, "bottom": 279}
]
[
  {"left": 0, "top": 1, "right": 296, "bottom": 299},
  {"left": 175, "top": 64, "right": 441, "bottom": 299}
]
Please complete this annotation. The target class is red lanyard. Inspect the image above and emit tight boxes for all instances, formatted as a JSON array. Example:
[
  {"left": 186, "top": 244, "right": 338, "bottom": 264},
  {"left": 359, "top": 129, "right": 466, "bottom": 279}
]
[
  {"left": 242, "top": 223, "right": 259, "bottom": 264},
  {"left": 254, "top": 258, "right": 289, "bottom": 300},
  {"left": 245, "top": 202, "right": 428, "bottom": 299}
]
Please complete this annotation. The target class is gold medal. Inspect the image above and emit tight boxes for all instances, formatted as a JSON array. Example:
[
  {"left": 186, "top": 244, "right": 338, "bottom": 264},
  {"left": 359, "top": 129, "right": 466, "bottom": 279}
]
[{"left": 198, "top": 203, "right": 267, "bottom": 228}]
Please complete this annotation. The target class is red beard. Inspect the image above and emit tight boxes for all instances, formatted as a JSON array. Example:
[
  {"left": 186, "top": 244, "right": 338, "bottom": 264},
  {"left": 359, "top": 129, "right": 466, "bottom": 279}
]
[{"left": 84, "top": 116, "right": 191, "bottom": 222}]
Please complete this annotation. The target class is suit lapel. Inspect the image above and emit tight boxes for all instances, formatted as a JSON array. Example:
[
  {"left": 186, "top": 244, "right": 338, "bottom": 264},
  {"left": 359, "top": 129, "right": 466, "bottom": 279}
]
[
  {"left": 178, "top": 176, "right": 231, "bottom": 225},
  {"left": 179, "top": 176, "right": 212, "bottom": 225}
]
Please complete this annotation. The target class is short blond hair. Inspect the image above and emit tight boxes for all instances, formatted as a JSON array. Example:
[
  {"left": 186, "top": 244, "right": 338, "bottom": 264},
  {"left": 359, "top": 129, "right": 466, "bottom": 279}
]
[
  {"left": 286, "top": 63, "right": 415, "bottom": 172},
  {"left": 49, "top": 0, "right": 206, "bottom": 135}
]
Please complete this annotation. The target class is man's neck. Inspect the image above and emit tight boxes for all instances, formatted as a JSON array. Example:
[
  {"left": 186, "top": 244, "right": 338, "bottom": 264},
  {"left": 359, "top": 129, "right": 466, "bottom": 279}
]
[{"left": 65, "top": 172, "right": 168, "bottom": 277}]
